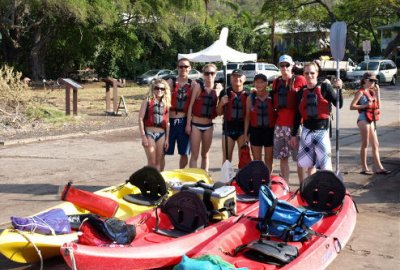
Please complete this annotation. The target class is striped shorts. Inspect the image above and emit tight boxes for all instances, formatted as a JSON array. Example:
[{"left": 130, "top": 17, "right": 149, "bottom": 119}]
[{"left": 297, "top": 127, "right": 332, "bottom": 170}]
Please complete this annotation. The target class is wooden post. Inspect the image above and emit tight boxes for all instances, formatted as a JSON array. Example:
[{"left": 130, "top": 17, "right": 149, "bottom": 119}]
[
  {"left": 65, "top": 86, "right": 71, "bottom": 115},
  {"left": 73, "top": 88, "right": 78, "bottom": 116},
  {"left": 105, "top": 83, "right": 111, "bottom": 113},
  {"left": 112, "top": 79, "right": 118, "bottom": 113},
  {"left": 59, "top": 78, "right": 82, "bottom": 116}
]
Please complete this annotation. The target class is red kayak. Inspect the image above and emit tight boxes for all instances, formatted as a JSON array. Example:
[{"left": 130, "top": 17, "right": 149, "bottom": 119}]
[
  {"left": 61, "top": 164, "right": 288, "bottom": 270},
  {"left": 190, "top": 190, "right": 357, "bottom": 270}
]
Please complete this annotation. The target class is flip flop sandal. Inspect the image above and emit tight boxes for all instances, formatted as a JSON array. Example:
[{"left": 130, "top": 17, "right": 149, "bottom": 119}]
[
  {"left": 375, "top": 170, "right": 391, "bottom": 175},
  {"left": 360, "top": 171, "right": 373, "bottom": 175}
]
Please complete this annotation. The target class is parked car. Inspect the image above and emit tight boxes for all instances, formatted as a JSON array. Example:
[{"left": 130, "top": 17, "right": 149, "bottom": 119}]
[
  {"left": 346, "top": 59, "right": 397, "bottom": 85},
  {"left": 136, "top": 69, "right": 172, "bottom": 85},
  {"left": 160, "top": 69, "right": 202, "bottom": 81},
  {"left": 241, "top": 62, "right": 281, "bottom": 83},
  {"left": 215, "top": 62, "right": 244, "bottom": 84}
]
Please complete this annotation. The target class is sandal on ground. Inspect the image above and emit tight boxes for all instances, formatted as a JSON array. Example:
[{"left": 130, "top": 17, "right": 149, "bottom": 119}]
[
  {"left": 360, "top": 170, "right": 373, "bottom": 175},
  {"left": 375, "top": 170, "right": 391, "bottom": 175}
]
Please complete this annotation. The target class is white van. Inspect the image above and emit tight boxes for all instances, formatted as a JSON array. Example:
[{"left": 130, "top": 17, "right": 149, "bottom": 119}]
[
  {"left": 346, "top": 59, "right": 397, "bottom": 85},
  {"left": 241, "top": 62, "right": 281, "bottom": 83},
  {"left": 215, "top": 62, "right": 244, "bottom": 83}
]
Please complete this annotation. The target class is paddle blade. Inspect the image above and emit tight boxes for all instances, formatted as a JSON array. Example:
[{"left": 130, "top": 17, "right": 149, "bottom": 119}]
[
  {"left": 330, "top": 21, "right": 347, "bottom": 61},
  {"left": 220, "top": 160, "right": 235, "bottom": 184}
]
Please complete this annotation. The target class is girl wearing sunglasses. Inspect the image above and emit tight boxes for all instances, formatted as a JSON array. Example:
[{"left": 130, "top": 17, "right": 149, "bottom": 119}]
[
  {"left": 186, "top": 63, "right": 223, "bottom": 172},
  {"left": 138, "top": 79, "right": 171, "bottom": 171},
  {"left": 350, "top": 72, "right": 390, "bottom": 175}
]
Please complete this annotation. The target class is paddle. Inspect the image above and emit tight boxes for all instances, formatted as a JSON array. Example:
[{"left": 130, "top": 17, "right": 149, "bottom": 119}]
[
  {"left": 221, "top": 64, "right": 235, "bottom": 183},
  {"left": 330, "top": 21, "right": 347, "bottom": 177}
]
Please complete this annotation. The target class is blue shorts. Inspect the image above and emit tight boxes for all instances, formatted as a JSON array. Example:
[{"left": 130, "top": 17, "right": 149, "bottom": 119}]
[{"left": 165, "top": 117, "right": 190, "bottom": 156}]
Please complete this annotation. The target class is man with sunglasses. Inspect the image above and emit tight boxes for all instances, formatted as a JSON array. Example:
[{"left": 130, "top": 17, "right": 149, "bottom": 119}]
[
  {"left": 290, "top": 62, "right": 343, "bottom": 177},
  {"left": 271, "top": 55, "right": 307, "bottom": 184},
  {"left": 163, "top": 58, "right": 197, "bottom": 169}
]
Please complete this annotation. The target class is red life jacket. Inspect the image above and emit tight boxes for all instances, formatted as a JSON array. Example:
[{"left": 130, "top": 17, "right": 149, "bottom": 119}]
[
  {"left": 170, "top": 78, "right": 192, "bottom": 113},
  {"left": 357, "top": 89, "right": 380, "bottom": 122},
  {"left": 299, "top": 85, "right": 330, "bottom": 121},
  {"left": 224, "top": 88, "right": 248, "bottom": 122},
  {"left": 144, "top": 98, "right": 168, "bottom": 129},
  {"left": 192, "top": 82, "right": 218, "bottom": 119},
  {"left": 272, "top": 76, "right": 297, "bottom": 110},
  {"left": 249, "top": 92, "right": 276, "bottom": 128}
]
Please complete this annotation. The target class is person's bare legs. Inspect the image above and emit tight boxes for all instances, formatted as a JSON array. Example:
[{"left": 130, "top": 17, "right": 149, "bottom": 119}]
[
  {"left": 369, "top": 123, "right": 385, "bottom": 171},
  {"left": 358, "top": 121, "right": 370, "bottom": 172},
  {"left": 264, "top": 147, "right": 273, "bottom": 174},
  {"left": 179, "top": 155, "right": 188, "bottom": 169},
  {"left": 221, "top": 135, "right": 236, "bottom": 163},
  {"left": 154, "top": 136, "right": 166, "bottom": 171},
  {"left": 297, "top": 166, "right": 305, "bottom": 183},
  {"left": 280, "top": 157, "right": 290, "bottom": 181},
  {"left": 189, "top": 127, "right": 202, "bottom": 168},
  {"left": 143, "top": 137, "right": 157, "bottom": 169},
  {"left": 201, "top": 126, "right": 214, "bottom": 172}
]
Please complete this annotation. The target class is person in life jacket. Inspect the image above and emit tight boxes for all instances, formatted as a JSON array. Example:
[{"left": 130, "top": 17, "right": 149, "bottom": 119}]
[
  {"left": 217, "top": 69, "right": 248, "bottom": 164},
  {"left": 244, "top": 74, "right": 276, "bottom": 173},
  {"left": 163, "top": 58, "right": 197, "bottom": 170},
  {"left": 186, "top": 63, "right": 223, "bottom": 172},
  {"left": 139, "top": 79, "right": 171, "bottom": 171},
  {"left": 349, "top": 72, "right": 390, "bottom": 175},
  {"left": 271, "top": 55, "right": 307, "bottom": 184},
  {"left": 290, "top": 62, "right": 343, "bottom": 176}
]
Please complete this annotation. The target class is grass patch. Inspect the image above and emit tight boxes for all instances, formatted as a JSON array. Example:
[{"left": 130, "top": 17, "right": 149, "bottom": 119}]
[{"left": 25, "top": 104, "right": 76, "bottom": 124}]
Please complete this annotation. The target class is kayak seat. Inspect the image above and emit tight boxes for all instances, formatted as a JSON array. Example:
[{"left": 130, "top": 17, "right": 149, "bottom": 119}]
[
  {"left": 156, "top": 191, "right": 209, "bottom": 238},
  {"left": 241, "top": 239, "right": 298, "bottom": 266},
  {"left": 300, "top": 170, "right": 346, "bottom": 212},
  {"left": 123, "top": 166, "right": 167, "bottom": 206},
  {"left": 234, "top": 161, "right": 270, "bottom": 202}
]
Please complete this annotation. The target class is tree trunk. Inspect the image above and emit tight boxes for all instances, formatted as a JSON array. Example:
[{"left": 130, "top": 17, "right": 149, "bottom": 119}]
[
  {"left": 271, "top": 15, "right": 276, "bottom": 64},
  {"left": 30, "top": 27, "right": 45, "bottom": 80}
]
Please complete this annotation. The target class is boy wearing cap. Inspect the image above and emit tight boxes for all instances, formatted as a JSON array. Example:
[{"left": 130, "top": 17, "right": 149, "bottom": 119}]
[
  {"left": 217, "top": 69, "right": 248, "bottom": 164},
  {"left": 244, "top": 73, "right": 276, "bottom": 173},
  {"left": 271, "top": 55, "right": 307, "bottom": 183}
]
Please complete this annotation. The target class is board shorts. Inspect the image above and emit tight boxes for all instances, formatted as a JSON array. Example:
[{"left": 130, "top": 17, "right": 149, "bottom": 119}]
[
  {"left": 165, "top": 117, "right": 190, "bottom": 156},
  {"left": 273, "top": 126, "right": 299, "bottom": 161},
  {"left": 297, "top": 127, "right": 332, "bottom": 170}
]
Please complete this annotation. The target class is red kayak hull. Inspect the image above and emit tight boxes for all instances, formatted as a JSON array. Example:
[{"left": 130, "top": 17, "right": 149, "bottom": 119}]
[
  {"left": 61, "top": 177, "right": 289, "bottom": 270},
  {"left": 192, "top": 193, "right": 357, "bottom": 270}
]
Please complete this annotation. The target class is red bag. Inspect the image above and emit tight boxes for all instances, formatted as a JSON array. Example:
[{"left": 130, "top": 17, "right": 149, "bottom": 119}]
[
  {"left": 238, "top": 142, "right": 252, "bottom": 169},
  {"left": 61, "top": 182, "right": 119, "bottom": 218},
  {"left": 78, "top": 219, "right": 113, "bottom": 246}
]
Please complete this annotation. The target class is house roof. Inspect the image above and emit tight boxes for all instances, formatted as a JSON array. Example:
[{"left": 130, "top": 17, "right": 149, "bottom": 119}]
[{"left": 256, "top": 20, "right": 329, "bottom": 34}]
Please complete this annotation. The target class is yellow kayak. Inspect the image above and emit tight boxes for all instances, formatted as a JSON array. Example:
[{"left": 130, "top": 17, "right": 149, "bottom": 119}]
[{"left": 0, "top": 168, "right": 211, "bottom": 264}]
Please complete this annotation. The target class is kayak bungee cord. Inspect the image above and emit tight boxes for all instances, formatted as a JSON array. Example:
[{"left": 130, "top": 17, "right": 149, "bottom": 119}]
[{"left": 14, "top": 230, "right": 43, "bottom": 270}]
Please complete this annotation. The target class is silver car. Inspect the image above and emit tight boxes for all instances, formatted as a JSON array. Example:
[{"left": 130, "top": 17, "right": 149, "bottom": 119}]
[
  {"left": 346, "top": 59, "right": 397, "bottom": 85},
  {"left": 136, "top": 69, "right": 173, "bottom": 85}
]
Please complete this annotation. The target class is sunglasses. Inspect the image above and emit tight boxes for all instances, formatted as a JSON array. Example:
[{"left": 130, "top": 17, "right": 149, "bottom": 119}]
[
  {"left": 179, "top": 65, "right": 190, "bottom": 69},
  {"left": 279, "top": 63, "right": 291, "bottom": 68},
  {"left": 204, "top": 71, "right": 216, "bottom": 76},
  {"left": 367, "top": 79, "right": 377, "bottom": 83},
  {"left": 304, "top": 72, "right": 316, "bottom": 75},
  {"left": 153, "top": 86, "right": 165, "bottom": 91}
]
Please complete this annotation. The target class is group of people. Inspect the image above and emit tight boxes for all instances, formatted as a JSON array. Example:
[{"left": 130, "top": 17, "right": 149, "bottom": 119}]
[{"left": 138, "top": 54, "right": 390, "bottom": 184}]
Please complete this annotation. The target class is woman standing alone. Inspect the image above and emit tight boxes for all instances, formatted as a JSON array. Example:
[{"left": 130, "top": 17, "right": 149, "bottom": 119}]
[{"left": 350, "top": 72, "right": 390, "bottom": 175}]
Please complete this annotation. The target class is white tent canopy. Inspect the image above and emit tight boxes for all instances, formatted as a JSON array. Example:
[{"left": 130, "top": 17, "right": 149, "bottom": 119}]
[{"left": 178, "top": 28, "right": 257, "bottom": 64}]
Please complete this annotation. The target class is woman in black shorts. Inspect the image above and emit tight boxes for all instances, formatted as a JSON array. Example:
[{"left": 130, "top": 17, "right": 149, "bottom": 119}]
[{"left": 244, "top": 74, "right": 276, "bottom": 173}]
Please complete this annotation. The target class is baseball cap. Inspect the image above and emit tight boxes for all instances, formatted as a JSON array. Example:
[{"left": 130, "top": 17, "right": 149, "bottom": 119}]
[
  {"left": 231, "top": 69, "right": 244, "bottom": 76},
  {"left": 279, "top": 55, "right": 294, "bottom": 65},
  {"left": 253, "top": 73, "right": 268, "bottom": 82}
]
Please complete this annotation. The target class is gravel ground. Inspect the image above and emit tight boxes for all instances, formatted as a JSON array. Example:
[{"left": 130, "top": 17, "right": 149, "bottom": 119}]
[{"left": 0, "top": 114, "right": 138, "bottom": 142}]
